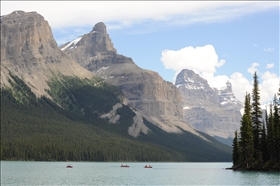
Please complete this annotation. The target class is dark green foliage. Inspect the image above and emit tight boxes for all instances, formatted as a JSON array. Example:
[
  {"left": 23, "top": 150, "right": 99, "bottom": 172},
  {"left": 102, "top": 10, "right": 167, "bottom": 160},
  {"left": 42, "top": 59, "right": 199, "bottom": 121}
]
[
  {"left": 232, "top": 73, "right": 280, "bottom": 171},
  {"left": 273, "top": 95, "right": 280, "bottom": 161},
  {"left": 260, "top": 122, "right": 268, "bottom": 162},
  {"left": 6, "top": 72, "right": 37, "bottom": 104},
  {"left": 1, "top": 73, "right": 233, "bottom": 162},
  {"left": 267, "top": 104, "right": 276, "bottom": 160},
  {"left": 139, "top": 118, "right": 232, "bottom": 162},
  {"left": 1, "top": 89, "right": 176, "bottom": 161},
  {"left": 239, "top": 93, "right": 254, "bottom": 169},
  {"left": 46, "top": 75, "right": 123, "bottom": 118},
  {"left": 251, "top": 72, "right": 262, "bottom": 162},
  {"left": 232, "top": 131, "right": 240, "bottom": 165}
]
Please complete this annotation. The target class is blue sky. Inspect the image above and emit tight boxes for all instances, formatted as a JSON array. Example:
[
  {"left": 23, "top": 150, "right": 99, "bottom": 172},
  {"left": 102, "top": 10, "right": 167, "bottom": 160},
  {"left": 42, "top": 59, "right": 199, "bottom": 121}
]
[{"left": 1, "top": 1, "right": 279, "bottom": 104}]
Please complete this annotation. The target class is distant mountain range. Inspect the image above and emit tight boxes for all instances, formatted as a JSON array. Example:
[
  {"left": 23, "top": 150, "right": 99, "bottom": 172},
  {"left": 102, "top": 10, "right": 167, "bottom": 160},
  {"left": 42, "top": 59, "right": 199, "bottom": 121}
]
[
  {"left": 1, "top": 10, "right": 237, "bottom": 161},
  {"left": 175, "top": 69, "right": 242, "bottom": 145}
]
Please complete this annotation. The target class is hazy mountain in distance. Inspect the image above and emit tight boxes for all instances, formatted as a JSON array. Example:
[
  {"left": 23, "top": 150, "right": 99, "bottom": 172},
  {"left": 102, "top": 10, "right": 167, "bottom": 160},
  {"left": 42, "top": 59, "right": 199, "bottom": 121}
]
[{"left": 175, "top": 69, "right": 242, "bottom": 145}]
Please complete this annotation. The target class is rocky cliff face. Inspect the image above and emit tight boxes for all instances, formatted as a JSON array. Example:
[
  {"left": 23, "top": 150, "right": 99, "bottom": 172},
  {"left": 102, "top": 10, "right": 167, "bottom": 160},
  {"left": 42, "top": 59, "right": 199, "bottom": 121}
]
[
  {"left": 0, "top": 11, "right": 94, "bottom": 97},
  {"left": 175, "top": 69, "right": 242, "bottom": 139},
  {"left": 61, "top": 23, "right": 201, "bottom": 137},
  {"left": 0, "top": 11, "right": 152, "bottom": 138}
]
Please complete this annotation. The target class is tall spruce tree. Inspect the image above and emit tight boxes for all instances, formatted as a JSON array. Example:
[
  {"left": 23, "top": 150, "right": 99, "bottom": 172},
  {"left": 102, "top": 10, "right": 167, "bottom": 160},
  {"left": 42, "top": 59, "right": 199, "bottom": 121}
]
[
  {"left": 251, "top": 72, "right": 262, "bottom": 162},
  {"left": 273, "top": 94, "right": 280, "bottom": 160},
  {"left": 239, "top": 93, "right": 254, "bottom": 169},
  {"left": 266, "top": 105, "right": 275, "bottom": 160},
  {"left": 232, "top": 130, "right": 240, "bottom": 166},
  {"left": 260, "top": 121, "right": 268, "bottom": 162}
]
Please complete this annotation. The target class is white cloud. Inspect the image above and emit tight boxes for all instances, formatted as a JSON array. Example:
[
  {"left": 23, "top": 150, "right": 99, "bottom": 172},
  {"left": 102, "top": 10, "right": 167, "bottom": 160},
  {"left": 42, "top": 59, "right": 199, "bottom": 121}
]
[
  {"left": 160, "top": 44, "right": 279, "bottom": 104},
  {"left": 161, "top": 43, "right": 277, "bottom": 105},
  {"left": 1, "top": 1, "right": 278, "bottom": 30},
  {"left": 230, "top": 72, "right": 252, "bottom": 103},
  {"left": 161, "top": 45, "right": 225, "bottom": 83},
  {"left": 260, "top": 71, "right": 279, "bottom": 104},
  {"left": 263, "top": 47, "right": 274, "bottom": 52},
  {"left": 229, "top": 71, "right": 279, "bottom": 104},
  {"left": 266, "top": 63, "right": 274, "bottom": 69},
  {"left": 247, "top": 62, "right": 259, "bottom": 75},
  {"left": 209, "top": 75, "right": 230, "bottom": 90}
]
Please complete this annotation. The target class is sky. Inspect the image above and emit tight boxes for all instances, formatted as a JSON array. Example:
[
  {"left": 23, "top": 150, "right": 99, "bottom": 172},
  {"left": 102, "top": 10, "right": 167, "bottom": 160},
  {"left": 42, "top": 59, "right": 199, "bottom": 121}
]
[{"left": 1, "top": 1, "right": 279, "bottom": 105}]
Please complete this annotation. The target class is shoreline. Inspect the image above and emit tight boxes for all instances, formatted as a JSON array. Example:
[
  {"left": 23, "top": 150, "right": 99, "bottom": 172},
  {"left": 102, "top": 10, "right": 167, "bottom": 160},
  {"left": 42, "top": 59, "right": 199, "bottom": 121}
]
[{"left": 225, "top": 167, "right": 280, "bottom": 172}]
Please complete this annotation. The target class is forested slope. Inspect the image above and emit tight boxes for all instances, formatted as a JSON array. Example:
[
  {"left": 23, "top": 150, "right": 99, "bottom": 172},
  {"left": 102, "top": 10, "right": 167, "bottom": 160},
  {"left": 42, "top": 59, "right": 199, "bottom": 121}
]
[{"left": 1, "top": 73, "right": 232, "bottom": 162}]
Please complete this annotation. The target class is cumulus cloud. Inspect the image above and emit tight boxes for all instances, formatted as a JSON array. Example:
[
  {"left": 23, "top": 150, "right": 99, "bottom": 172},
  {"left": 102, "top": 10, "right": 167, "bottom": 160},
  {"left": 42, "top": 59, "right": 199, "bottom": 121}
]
[
  {"left": 161, "top": 45, "right": 225, "bottom": 81},
  {"left": 209, "top": 75, "right": 230, "bottom": 90},
  {"left": 263, "top": 47, "right": 274, "bottom": 52},
  {"left": 266, "top": 63, "right": 274, "bottom": 69},
  {"left": 247, "top": 62, "right": 259, "bottom": 75},
  {"left": 161, "top": 44, "right": 277, "bottom": 104},
  {"left": 229, "top": 71, "right": 279, "bottom": 104},
  {"left": 230, "top": 72, "right": 252, "bottom": 103},
  {"left": 260, "top": 71, "right": 279, "bottom": 104},
  {"left": 160, "top": 44, "right": 239, "bottom": 91}
]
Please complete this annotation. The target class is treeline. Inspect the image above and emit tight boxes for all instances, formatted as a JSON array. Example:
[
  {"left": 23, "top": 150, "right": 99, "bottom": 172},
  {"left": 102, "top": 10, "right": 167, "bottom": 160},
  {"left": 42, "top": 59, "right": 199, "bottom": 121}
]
[
  {"left": 1, "top": 89, "right": 179, "bottom": 162},
  {"left": 1, "top": 72, "right": 232, "bottom": 162},
  {"left": 1, "top": 74, "right": 179, "bottom": 161},
  {"left": 232, "top": 72, "right": 280, "bottom": 171},
  {"left": 46, "top": 74, "right": 124, "bottom": 117}
]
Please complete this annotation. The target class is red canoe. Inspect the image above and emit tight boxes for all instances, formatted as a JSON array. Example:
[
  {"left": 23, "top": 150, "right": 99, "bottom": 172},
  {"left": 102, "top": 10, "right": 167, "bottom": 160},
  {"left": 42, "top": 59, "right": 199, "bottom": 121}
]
[
  {"left": 66, "top": 165, "right": 73, "bottom": 168},
  {"left": 144, "top": 165, "right": 152, "bottom": 168},
  {"left": 121, "top": 164, "right": 129, "bottom": 168}
]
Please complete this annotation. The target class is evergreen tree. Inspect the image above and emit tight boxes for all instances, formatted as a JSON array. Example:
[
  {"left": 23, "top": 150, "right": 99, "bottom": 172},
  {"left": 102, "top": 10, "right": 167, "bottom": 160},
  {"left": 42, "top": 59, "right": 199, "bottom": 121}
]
[
  {"left": 232, "top": 130, "right": 240, "bottom": 166},
  {"left": 239, "top": 93, "right": 254, "bottom": 169},
  {"left": 266, "top": 104, "right": 275, "bottom": 160},
  {"left": 273, "top": 94, "right": 280, "bottom": 161},
  {"left": 260, "top": 121, "right": 268, "bottom": 162},
  {"left": 251, "top": 72, "right": 262, "bottom": 162}
]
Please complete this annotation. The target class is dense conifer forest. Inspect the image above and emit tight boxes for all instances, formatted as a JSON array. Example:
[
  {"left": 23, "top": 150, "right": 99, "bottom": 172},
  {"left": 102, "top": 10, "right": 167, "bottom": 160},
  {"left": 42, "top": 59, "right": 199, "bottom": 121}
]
[
  {"left": 1, "top": 73, "right": 232, "bottom": 162},
  {"left": 232, "top": 72, "right": 280, "bottom": 171}
]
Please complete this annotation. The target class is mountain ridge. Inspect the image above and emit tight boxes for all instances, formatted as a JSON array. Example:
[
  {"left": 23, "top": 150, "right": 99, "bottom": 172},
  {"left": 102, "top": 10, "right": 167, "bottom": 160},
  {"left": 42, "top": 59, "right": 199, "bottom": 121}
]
[
  {"left": 0, "top": 10, "right": 94, "bottom": 99},
  {"left": 175, "top": 69, "right": 242, "bottom": 141},
  {"left": 1, "top": 10, "right": 232, "bottom": 161},
  {"left": 60, "top": 22, "right": 204, "bottom": 139}
]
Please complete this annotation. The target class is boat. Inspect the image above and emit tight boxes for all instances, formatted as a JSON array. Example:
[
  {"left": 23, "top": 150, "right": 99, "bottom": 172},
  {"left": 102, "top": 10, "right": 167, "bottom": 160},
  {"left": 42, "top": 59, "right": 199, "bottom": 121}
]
[
  {"left": 66, "top": 164, "right": 73, "bottom": 168},
  {"left": 120, "top": 164, "right": 129, "bottom": 168},
  {"left": 144, "top": 165, "right": 152, "bottom": 168}
]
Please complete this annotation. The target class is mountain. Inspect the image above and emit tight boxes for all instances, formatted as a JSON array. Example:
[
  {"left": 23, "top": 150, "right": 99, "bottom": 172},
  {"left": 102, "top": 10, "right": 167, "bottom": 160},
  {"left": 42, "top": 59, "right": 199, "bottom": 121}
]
[
  {"left": 1, "top": 10, "right": 232, "bottom": 161},
  {"left": 0, "top": 10, "right": 150, "bottom": 145},
  {"left": 175, "top": 69, "right": 242, "bottom": 145},
  {"left": 60, "top": 22, "right": 202, "bottom": 138},
  {"left": 0, "top": 10, "right": 94, "bottom": 98}
]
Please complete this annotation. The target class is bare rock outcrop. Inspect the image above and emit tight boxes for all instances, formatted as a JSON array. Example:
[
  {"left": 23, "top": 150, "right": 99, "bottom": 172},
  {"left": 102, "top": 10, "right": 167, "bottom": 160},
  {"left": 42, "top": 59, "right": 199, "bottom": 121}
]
[
  {"left": 1, "top": 11, "right": 93, "bottom": 97},
  {"left": 61, "top": 22, "right": 202, "bottom": 138},
  {"left": 175, "top": 69, "right": 242, "bottom": 139}
]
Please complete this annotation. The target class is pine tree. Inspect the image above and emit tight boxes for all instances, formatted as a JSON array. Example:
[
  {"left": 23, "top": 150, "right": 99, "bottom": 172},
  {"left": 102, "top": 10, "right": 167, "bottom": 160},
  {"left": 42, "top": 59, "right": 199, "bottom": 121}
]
[
  {"left": 273, "top": 94, "right": 280, "bottom": 161},
  {"left": 266, "top": 104, "right": 275, "bottom": 160},
  {"left": 239, "top": 93, "right": 254, "bottom": 169},
  {"left": 251, "top": 72, "right": 262, "bottom": 162},
  {"left": 260, "top": 121, "right": 268, "bottom": 162},
  {"left": 232, "top": 130, "right": 240, "bottom": 166}
]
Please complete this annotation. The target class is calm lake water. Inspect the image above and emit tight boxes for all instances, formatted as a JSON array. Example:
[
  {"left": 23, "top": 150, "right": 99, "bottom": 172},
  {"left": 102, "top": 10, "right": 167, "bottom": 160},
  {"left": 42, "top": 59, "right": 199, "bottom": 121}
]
[{"left": 1, "top": 161, "right": 279, "bottom": 185}]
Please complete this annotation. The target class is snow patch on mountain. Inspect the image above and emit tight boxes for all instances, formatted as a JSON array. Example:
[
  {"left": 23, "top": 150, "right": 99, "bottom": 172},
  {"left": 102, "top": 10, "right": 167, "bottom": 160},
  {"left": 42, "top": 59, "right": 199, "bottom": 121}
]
[
  {"left": 175, "top": 69, "right": 243, "bottom": 140},
  {"left": 61, "top": 36, "right": 82, "bottom": 51}
]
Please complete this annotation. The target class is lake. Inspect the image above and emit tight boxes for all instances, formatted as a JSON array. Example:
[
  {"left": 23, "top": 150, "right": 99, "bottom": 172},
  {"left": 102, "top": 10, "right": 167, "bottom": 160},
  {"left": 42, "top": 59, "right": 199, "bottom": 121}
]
[{"left": 1, "top": 161, "right": 279, "bottom": 185}]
